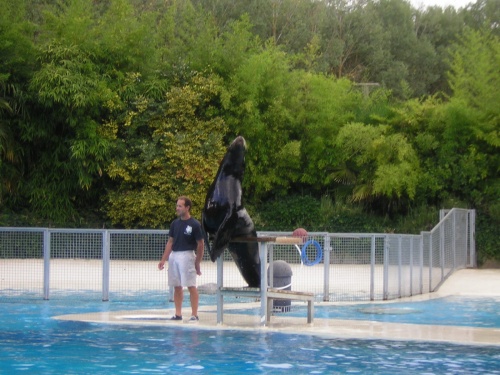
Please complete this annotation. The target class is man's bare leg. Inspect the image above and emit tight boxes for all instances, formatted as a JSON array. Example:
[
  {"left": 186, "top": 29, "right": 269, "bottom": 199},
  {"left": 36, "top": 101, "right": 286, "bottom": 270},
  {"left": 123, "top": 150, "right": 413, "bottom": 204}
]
[
  {"left": 174, "top": 286, "right": 183, "bottom": 317},
  {"left": 188, "top": 286, "right": 199, "bottom": 317}
]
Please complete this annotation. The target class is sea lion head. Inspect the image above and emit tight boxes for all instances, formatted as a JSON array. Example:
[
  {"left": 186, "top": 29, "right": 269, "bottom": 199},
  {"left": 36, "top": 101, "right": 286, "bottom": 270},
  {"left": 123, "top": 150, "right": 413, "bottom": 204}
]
[{"left": 221, "top": 136, "right": 246, "bottom": 180}]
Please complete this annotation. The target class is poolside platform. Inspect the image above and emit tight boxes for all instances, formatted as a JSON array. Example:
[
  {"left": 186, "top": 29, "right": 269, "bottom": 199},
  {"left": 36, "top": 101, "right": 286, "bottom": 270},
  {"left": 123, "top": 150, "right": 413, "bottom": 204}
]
[{"left": 54, "top": 269, "right": 500, "bottom": 347}]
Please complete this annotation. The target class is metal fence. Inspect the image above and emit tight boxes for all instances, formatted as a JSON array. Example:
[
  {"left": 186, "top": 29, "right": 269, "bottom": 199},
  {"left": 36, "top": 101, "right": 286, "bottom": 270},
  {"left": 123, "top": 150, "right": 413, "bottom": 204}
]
[{"left": 0, "top": 208, "right": 475, "bottom": 303}]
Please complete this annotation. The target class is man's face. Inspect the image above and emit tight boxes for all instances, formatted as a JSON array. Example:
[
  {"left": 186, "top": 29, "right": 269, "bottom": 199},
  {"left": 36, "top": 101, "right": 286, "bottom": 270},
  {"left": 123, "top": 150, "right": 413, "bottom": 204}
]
[{"left": 176, "top": 200, "right": 188, "bottom": 218}]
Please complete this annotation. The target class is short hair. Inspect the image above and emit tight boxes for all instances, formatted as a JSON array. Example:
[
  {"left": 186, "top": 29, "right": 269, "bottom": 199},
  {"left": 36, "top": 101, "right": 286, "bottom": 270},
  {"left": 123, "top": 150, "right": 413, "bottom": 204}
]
[{"left": 178, "top": 196, "right": 192, "bottom": 210}]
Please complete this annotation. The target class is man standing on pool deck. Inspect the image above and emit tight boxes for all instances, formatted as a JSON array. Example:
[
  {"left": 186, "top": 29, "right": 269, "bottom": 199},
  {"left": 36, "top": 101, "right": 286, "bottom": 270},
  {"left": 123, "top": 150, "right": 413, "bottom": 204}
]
[{"left": 158, "top": 196, "right": 204, "bottom": 322}]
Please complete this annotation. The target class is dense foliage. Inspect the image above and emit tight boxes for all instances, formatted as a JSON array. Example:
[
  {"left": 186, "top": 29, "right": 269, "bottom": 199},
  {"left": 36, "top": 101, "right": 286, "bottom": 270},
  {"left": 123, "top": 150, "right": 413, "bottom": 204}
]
[{"left": 0, "top": 0, "right": 498, "bottom": 263}]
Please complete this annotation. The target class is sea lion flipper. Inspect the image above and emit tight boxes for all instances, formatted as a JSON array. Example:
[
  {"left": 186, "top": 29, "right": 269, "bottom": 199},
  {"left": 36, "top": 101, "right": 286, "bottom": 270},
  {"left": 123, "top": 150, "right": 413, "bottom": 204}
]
[
  {"left": 201, "top": 211, "right": 212, "bottom": 255},
  {"left": 210, "top": 209, "right": 239, "bottom": 261}
]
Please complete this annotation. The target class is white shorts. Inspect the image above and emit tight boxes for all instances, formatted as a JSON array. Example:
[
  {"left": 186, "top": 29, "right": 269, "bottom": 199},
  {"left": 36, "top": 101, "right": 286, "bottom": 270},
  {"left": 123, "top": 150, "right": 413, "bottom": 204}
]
[{"left": 168, "top": 251, "right": 197, "bottom": 287}]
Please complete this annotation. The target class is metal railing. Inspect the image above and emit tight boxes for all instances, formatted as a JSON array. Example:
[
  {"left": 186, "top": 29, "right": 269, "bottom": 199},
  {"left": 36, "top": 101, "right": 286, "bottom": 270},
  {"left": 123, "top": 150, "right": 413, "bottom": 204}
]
[{"left": 0, "top": 208, "right": 475, "bottom": 302}]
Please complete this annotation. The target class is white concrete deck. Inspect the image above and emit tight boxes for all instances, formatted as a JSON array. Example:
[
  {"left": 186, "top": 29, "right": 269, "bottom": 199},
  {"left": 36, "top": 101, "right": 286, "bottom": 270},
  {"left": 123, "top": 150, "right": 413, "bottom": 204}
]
[{"left": 54, "top": 268, "right": 500, "bottom": 346}]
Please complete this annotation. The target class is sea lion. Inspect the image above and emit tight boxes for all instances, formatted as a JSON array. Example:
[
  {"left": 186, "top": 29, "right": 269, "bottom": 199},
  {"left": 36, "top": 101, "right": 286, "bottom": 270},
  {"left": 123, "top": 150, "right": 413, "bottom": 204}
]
[{"left": 202, "top": 136, "right": 260, "bottom": 287}]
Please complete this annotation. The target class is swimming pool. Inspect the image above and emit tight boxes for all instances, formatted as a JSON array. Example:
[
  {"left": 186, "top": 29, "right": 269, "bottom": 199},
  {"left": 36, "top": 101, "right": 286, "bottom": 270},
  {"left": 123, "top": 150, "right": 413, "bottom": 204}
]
[
  {"left": 1, "top": 297, "right": 499, "bottom": 374},
  {"left": 266, "top": 296, "right": 500, "bottom": 328}
]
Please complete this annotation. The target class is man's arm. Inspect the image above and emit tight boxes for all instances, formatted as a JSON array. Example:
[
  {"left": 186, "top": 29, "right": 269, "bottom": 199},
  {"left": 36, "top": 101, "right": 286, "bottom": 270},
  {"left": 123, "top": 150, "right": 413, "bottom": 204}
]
[
  {"left": 158, "top": 237, "right": 174, "bottom": 270},
  {"left": 194, "top": 238, "right": 204, "bottom": 275}
]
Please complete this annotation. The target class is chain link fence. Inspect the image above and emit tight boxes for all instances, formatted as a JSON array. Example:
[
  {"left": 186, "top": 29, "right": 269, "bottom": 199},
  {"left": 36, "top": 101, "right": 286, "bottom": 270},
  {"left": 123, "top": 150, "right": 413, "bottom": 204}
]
[{"left": 0, "top": 208, "right": 475, "bottom": 303}]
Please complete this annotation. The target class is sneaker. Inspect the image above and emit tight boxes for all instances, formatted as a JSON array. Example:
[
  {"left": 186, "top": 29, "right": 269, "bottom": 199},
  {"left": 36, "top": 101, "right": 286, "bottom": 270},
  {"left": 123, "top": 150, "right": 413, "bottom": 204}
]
[
  {"left": 188, "top": 315, "right": 199, "bottom": 323},
  {"left": 170, "top": 315, "right": 182, "bottom": 321}
]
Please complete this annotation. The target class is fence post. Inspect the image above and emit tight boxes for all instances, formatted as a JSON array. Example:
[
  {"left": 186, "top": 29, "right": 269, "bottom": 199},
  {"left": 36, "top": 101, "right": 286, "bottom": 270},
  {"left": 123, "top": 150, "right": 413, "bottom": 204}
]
[
  {"left": 470, "top": 209, "right": 476, "bottom": 268},
  {"left": 216, "top": 254, "right": 223, "bottom": 324},
  {"left": 370, "top": 235, "right": 375, "bottom": 301},
  {"left": 440, "top": 215, "right": 445, "bottom": 283},
  {"left": 428, "top": 232, "right": 433, "bottom": 292},
  {"left": 43, "top": 229, "right": 50, "bottom": 300},
  {"left": 398, "top": 235, "right": 402, "bottom": 298},
  {"left": 452, "top": 209, "right": 457, "bottom": 270},
  {"left": 419, "top": 235, "right": 423, "bottom": 295},
  {"left": 383, "top": 235, "right": 389, "bottom": 300},
  {"left": 323, "top": 234, "right": 331, "bottom": 302},
  {"left": 102, "top": 230, "right": 110, "bottom": 301},
  {"left": 259, "top": 241, "right": 268, "bottom": 326},
  {"left": 409, "top": 236, "right": 413, "bottom": 297}
]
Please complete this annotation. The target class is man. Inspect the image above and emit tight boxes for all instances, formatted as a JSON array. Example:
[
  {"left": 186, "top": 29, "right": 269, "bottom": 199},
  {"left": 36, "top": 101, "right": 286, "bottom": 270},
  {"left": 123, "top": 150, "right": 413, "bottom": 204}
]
[{"left": 158, "top": 196, "right": 204, "bottom": 322}]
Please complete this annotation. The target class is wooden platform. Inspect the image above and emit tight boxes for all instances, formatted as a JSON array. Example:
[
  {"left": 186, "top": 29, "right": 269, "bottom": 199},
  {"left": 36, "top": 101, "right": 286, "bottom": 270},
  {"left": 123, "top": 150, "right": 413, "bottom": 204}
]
[
  {"left": 217, "top": 236, "right": 314, "bottom": 326},
  {"left": 218, "top": 286, "right": 314, "bottom": 324}
]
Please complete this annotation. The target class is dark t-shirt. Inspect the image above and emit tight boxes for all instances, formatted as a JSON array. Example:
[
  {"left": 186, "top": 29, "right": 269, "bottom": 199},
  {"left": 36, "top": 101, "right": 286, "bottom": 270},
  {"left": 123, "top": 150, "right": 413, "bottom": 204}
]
[{"left": 169, "top": 217, "right": 204, "bottom": 251}]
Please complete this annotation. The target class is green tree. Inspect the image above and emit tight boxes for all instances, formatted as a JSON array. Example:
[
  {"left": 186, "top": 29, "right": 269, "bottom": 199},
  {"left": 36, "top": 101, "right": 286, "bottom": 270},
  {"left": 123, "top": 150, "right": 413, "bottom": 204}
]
[
  {"left": 448, "top": 29, "right": 500, "bottom": 149},
  {"left": 366, "top": 0, "right": 435, "bottom": 98},
  {"left": 442, "top": 28, "right": 500, "bottom": 206},
  {"left": 21, "top": 0, "right": 162, "bottom": 220},
  {"left": 105, "top": 73, "right": 228, "bottom": 227},
  {"left": 296, "top": 74, "right": 361, "bottom": 191},
  {"left": 414, "top": 5, "right": 464, "bottom": 94},
  {"left": 0, "top": 0, "right": 35, "bottom": 205},
  {"left": 317, "top": 0, "right": 376, "bottom": 79},
  {"left": 208, "top": 15, "right": 262, "bottom": 80},
  {"left": 155, "top": 0, "right": 219, "bottom": 75},
  {"left": 462, "top": 0, "right": 500, "bottom": 37},
  {"left": 382, "top": 96, "right": 445, "bottom": 205},
  {"left": 334, "top": 122, "right": 421, "bottom": 209},
  {"left": 222, "top": 42, "right": 304, "bottom": 199}
]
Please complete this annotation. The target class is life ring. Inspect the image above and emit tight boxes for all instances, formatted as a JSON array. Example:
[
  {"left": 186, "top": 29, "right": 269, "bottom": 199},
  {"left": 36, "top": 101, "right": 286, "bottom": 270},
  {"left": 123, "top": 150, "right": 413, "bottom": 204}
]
[{"left": 301, "top": 240, "right": 323, "bottom": 266}]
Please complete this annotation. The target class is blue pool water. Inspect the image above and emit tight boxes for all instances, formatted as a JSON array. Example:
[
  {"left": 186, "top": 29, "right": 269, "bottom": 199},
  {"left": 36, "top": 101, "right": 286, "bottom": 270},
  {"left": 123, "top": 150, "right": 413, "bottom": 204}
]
[
  {"left": 272, "top": 296, "right": 500, "bottom": 328},
  {"left": 1, "top": 297, "right": 499, "bottom": 374}
]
